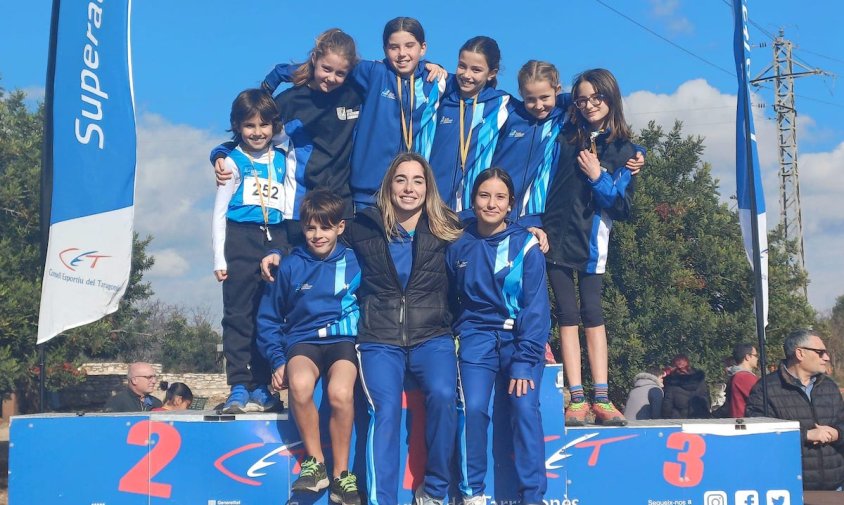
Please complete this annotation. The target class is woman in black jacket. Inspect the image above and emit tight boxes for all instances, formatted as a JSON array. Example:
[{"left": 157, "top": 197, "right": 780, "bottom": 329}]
[
  {"left": 661, "top": 354, "right": 711, "bottom": 419},
  {"left": 347, "top": 152, "right": 463, "bottom": 505}
]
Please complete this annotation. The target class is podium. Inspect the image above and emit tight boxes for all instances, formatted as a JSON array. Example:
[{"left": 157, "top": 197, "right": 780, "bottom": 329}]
[{"left": 9, "top": 365, "right": 804, "bottom": 504}]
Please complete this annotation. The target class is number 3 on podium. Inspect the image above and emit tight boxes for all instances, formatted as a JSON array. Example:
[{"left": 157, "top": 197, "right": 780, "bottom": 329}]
[{"left": 663, "top": 432, "right": 705, "bottom": 487}]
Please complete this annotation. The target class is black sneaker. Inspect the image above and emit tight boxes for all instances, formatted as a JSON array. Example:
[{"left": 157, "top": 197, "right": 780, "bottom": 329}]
[
  {"left": 292, "top": 456, "right": 329, "bottom": 493},
  {"left": 329, "top": 470, "right": 361, "bottom": 505}
]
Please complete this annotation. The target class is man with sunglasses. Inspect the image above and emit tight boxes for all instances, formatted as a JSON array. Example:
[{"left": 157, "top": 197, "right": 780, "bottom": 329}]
[
  {"left": 746, "top": 328, "right": 844, "bottom": 491},
  {"left": 104, "top": 362, "right": 163, "bottom": 412}
]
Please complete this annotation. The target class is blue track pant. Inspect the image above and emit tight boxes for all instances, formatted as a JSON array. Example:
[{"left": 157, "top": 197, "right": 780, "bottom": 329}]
[
  {"left": 458, "top": 332, "right": 546, "bottom": 504},
  {"left": 357, "top": 336, "right": 458, "bottom": 505}
]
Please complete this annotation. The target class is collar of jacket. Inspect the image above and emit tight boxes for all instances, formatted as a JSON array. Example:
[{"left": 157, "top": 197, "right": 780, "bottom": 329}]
[
  {"left": 357, "top": 205, "right": 431, "bottom": 237},
  {"left": 777, "top": 360, "right": 826, "bottom": 389}
]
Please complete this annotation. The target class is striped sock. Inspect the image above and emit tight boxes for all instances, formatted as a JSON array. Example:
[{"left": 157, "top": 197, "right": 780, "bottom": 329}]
[
  {"left": 570, "top": 384, "right": 585, "bottom": 404},
  {"left": 594, "top": 383, "right": 609, "bottom": 403}
]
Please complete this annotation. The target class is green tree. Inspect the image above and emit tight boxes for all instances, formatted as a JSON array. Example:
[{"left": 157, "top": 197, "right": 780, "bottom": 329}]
[
  {"left": 818, "top": 294, "right": 844, "bottom": 382},
  {"left": 0, "top": 87, "right": 160, "bottom": 408},
  {"left": 0, "top": 88, "right": 43, "bottom": 395},
  {"left": 598, "top": 121, "right": 816, "bottom": 404}
]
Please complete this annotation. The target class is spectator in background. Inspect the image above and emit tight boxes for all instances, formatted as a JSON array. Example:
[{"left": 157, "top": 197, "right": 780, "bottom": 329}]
[
  {"left": 104, "top": 362, "right": 163, "bottom": 412},
  {"left": 726, "top": 343, "right": 759, "bottom": 417},
  {"left": 624, "top": 366, "right": 665, "bottom": 421},
  {"left": 746, "top": 328, "right": 844, "bottom": 491},
  {"left": 153, "top": 382, "right": 194, "bottom": 411},
  {"left": 661, "top": 354, "right": 710, "bottom": 419}
]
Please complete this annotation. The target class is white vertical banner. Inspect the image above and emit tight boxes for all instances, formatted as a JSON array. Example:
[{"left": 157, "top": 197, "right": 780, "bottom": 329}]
[
  {"left": 733, "top": 0, "right": 768, "bottom": 326},
  {"left": 38, "top": 0, "right": 137, "bottom": 344}
]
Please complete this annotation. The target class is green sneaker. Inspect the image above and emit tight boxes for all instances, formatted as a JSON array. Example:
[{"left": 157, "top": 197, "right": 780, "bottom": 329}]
[
  {"left": 329, "top": 470, "right": 361, "bottom": 505},
  {"left": 565, "top": 401, "right": 590, "bottom": 426},
  {"left": 292, "top": 456, "right": 329, "bottom": 493},
  {"left": 592, "top": 401, "right": 628, "bottom": 426}
]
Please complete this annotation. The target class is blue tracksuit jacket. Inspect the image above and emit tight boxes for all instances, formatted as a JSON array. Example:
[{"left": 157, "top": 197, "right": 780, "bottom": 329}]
[
  {"left": 446, "top": 222, "right": 550, "bottom": 502},
  {"left": 446, "top": 222, "right": 550, "bottom": 376},
  {"left": 491, "top": 100, "right": 566, "bottom": 228},
  {"left": 263, "top": 59, "right": 446, "bottom": 207},
  {"left": 255, "top": 243, "right": 361, "bottom": 370},
  {"left": 350, "top": 59, "right": 446, "bottom": 205},
  {"left": 429, "top": 82, "right": 510, "bottom": 214}
]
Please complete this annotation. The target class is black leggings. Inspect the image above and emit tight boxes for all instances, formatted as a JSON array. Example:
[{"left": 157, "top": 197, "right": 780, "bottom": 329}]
[{"left": 547, "top": 264, "right": 604, "bottom": 327}]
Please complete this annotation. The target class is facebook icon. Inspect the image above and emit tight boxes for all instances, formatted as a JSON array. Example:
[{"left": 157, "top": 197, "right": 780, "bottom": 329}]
[{"left": 735, "top": 490, "right": 759, "bottom": 505}]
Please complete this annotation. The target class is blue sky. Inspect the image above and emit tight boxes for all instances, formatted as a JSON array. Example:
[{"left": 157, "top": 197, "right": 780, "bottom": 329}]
[{"left": 3, "top": 0, "right": 843, "bottom": 325}]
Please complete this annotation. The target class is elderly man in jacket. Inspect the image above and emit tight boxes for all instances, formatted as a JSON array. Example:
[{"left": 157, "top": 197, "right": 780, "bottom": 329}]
[{"left": 746, "top": 328, "right": 844, "bottom": 491}]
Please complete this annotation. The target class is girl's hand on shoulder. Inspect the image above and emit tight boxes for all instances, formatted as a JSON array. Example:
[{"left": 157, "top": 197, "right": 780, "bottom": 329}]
[
  {"left": 577, "top": 150, "right": 602, "bottom": 182},
  {"left": 214, "top": 270, "right": 227, "bottom": 282},
  {"left": 215, "top": 157, "right": 233, "bottom": 186},
  {"left": 261, "top": 253, "right": 282, "bottom": 282},
  {"left": 508, "top": 378, "right": 535, "bottom": 397},
  {"left": 526, "top": 227, "right": 549, "bottom": 254},
  {"left": 626, "top": 151, "right": 645, "bottom": 176},
  {"left": 424, "top": 62, "right": 447, "bottom": 82}
]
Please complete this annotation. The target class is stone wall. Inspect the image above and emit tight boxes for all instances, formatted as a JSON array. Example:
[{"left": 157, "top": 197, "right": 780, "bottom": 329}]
[{"left": 57, "top": 363, "right": 230, "bottom": 411}]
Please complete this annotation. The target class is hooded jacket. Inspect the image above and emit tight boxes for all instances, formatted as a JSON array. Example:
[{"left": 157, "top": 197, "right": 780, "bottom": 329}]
[
  {"left": 344, "top": 207, "right": 453, "bottom": 347},
  {"left": 446, "top": 222, "right": 550, "bottom": 378},
  {"left": 261, "top": 59, "right": 446, "bottom": 207},
  {"left": 429, "top": 82, "right": 510, "bottom": 214},
  {"left": 746, "top": 362, "right": 844, "bottom": 491},
  {"left": 347, "top": 59, "right": 446, "bottom": 206},
  {"left": 542, "top": 127, "right": 636, "bottom": 274},
  {"left": 726, "top": 365, "right": 758, "bottom": 417},
  {"left": 661, "top": 368, "right": 711, "bottom": 419},
  {"left": 623, "top": 372, "right": 664, "bottom": 421},
  {"left": 491, "top": 99, "right": 566, "bottom": 228},
  {"left": 256, "top": 243, "right": 361, "bottom": 370}
]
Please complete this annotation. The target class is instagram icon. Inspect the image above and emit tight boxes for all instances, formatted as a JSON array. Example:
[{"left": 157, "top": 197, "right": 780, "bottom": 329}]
[{"left": 704, "top": 491, "right": 728, "bottom": 505}]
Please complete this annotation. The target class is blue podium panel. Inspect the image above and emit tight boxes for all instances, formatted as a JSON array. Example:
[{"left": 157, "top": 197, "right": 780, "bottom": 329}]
[
  {"left": 8, "top": 366, "right": 564, "bottom": 505},
  {"left": 9, "top": 366, "right": 803, "bottom": 505},
  {"left": 559, "top": 419, "right": 804, "bottom": 505}
]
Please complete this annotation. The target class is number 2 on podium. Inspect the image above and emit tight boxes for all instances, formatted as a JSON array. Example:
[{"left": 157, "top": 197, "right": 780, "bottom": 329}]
[{"left": 118, "top": 420, "right": 182, "bottom": 498}]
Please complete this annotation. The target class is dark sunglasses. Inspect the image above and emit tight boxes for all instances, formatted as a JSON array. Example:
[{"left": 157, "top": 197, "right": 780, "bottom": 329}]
[{"left": 798, "top": 347, "right": 829, "bottom": 358}]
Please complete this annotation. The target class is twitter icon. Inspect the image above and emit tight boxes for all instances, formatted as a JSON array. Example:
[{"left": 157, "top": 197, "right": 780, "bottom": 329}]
[{"left": 766, "top": 490, "right": 790, "bottom": 505}]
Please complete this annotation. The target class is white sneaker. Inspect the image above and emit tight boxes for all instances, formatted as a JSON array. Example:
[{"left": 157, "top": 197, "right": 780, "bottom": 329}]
[
  {"left": 414, "top": 486, "right": 443, "bottom": 505},
  {"left": 463, "top": 495, "right": 488, "bottom": 505}
]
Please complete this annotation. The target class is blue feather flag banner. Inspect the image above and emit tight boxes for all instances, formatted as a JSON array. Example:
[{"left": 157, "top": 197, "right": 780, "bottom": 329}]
[
  {"left": 733, "top": 0, "right": 768, "bottom": 325},
  {"left": 38, "top": 0, "right": 137, "bottom": 343}
]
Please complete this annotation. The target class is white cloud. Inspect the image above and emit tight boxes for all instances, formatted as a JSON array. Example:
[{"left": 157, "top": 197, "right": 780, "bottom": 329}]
[
  {"left": 648, "top": 0, "right": 694, "bottom": 35},
  {"left": 148, "top": 248, "right": 190, "bottom": 277},
  {"left": 22, "top": 85, "right": 45, "bottom": 102},
  {"left": 134, "top": 112, "right": 224, "bottom": 325},
  {"left": 625, "top": 79, "right": 843, "bottom": 312}
]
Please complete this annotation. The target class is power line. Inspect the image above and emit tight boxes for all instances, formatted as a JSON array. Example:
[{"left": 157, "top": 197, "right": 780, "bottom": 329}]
[
  {"left": 598, "top": 1, "right": 844, "bottom": 109},
  {"left": 794, "top": 46, "right": 844, "bottom": 67},
  {"left": 594, "top": 0, "right": 735, "bottom": 77},
  {"left": 718, "top": 0, "right": 777, "bottom": 41}
]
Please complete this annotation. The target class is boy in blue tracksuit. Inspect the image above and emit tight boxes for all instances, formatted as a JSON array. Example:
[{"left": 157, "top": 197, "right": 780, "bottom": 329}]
[
  {"left": 256, "top": 190, "right": 363, "bottom": 505},
  {"left": 446, "top": 168, "right": 551, "bottom": 505}
]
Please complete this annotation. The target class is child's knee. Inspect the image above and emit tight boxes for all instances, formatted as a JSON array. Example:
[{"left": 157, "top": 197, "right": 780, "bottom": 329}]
[
  {"left": 327, "top": 383, "right": 354, "bottom": 407},
  {"left": 288, "top": 379, "right": 315, "bottom": 403}
]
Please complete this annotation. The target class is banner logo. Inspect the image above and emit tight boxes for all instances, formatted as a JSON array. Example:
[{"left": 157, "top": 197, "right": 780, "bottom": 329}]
[{"left": 59, "top": 247, "right": 110, "bottom": 271}]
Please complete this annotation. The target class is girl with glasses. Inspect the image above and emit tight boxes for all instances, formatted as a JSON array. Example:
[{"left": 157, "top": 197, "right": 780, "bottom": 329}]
[{"left": 542, "top": 68, "right": 640, "bottom": 426}]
